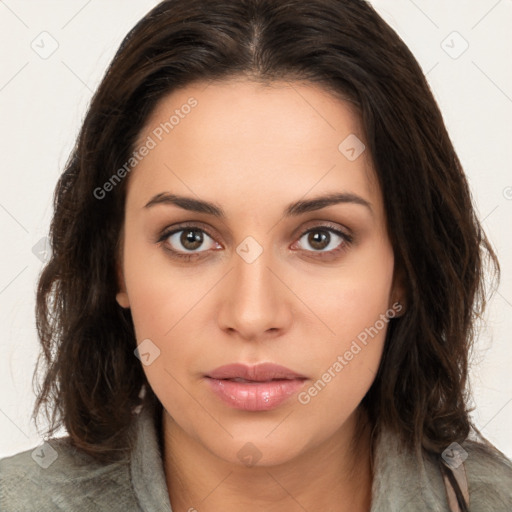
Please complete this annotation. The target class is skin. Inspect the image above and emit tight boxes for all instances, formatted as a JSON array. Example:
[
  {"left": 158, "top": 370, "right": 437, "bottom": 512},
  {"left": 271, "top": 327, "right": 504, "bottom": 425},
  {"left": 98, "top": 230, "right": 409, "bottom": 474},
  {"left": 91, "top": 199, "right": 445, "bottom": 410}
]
[{"left": 116, "top": 78, "right": 405, "bottom": 512}]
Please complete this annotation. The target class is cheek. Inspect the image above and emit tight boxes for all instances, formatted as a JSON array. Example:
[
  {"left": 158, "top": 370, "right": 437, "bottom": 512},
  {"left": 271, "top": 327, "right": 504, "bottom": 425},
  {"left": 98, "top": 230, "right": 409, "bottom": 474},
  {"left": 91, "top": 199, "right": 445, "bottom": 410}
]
[
  {"left": 295, "top": 297, "right": 391, "bottom": 434},
  {"left": 121, "top": 228, "right": 182, "bottom": 338},
  {"left": 121, "top": 230, "right": 212, "bottom": 403},
  {"left": 293, "top": 238, "right": 394, "bottom": 411},
  {"left": 298, "top": 235, "right": 395, "bottom": 348}
]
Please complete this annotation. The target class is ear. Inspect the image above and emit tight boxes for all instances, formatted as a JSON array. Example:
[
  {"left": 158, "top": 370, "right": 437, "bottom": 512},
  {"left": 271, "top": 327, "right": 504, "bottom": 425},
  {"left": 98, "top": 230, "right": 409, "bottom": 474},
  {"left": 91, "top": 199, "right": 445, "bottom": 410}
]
[
  {"left": 115, "top": 255, "right": 130, "bottom": 309},
  {"left": 389, "top": 264, "right": 407, "bottom": 317}
]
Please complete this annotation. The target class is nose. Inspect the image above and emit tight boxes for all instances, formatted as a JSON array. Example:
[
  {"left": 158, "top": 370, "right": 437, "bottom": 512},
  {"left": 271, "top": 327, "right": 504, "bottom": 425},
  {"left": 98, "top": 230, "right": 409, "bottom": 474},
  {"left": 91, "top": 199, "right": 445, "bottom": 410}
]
[{"left": 217, "top": 240, "right": 292, "bottom": 342}]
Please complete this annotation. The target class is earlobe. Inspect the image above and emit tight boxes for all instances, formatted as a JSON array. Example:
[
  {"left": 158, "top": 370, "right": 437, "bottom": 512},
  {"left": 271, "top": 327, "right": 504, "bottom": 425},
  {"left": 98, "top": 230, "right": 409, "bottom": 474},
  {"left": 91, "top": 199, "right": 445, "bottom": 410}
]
[
  {"left": 115, "top": 257, "right": 130, "bottom": 309},
  {"left": 392, "top": 299, "right": 406, "bottom": 317},
  {"left": 390, "top": 267, "right": 407, "bottom": 317},
  {"left": 116, "top": 291, "right": 130, "bottom": 309}
]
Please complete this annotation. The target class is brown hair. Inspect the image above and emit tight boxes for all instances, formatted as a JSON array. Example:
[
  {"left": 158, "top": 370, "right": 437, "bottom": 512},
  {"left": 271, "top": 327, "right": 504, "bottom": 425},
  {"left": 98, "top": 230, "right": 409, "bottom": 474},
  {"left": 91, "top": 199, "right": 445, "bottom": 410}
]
[{"left": 33, "top": 0, "right": 499, "bottom": 462}]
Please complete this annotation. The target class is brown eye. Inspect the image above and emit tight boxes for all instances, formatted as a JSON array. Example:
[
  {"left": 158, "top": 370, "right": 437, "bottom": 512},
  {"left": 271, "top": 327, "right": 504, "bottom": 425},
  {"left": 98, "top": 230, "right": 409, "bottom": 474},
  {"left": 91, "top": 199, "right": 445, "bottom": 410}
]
[
  {"left": 179, "top": 229, "right": 205, "bottom": 251},
  {"left": 294, "top": 226, "right": 353, "bottom": 258},
  {"left": 306, "top": 230, "right": 330, "bottom": 250},
  {"left": 161, "top": 227, "right": 218, "bottom": 257},
  {"left": 296, "top": 227, "right": 351, "bottom": 254}
]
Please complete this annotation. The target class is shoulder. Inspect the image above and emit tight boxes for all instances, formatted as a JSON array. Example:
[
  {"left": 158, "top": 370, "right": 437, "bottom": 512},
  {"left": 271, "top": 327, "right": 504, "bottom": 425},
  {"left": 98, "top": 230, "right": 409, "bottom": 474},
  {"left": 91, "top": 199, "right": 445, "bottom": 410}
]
[
  {"left": 371, "top": 425, "right": 512, "bottom": 511},
  {"left": 0, "top": 436, "right": 139, "bottom": 512},
  {"left": 461, "top": 439, "right": 512, "bottom": 510}
]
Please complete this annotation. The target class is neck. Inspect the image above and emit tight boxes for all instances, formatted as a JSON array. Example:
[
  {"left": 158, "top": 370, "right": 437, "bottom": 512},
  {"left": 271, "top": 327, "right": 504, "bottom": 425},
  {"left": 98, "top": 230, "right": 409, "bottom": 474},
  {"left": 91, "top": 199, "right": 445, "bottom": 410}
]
[{"left": 161, "top": 407, "right": 373, "bottom": 512}]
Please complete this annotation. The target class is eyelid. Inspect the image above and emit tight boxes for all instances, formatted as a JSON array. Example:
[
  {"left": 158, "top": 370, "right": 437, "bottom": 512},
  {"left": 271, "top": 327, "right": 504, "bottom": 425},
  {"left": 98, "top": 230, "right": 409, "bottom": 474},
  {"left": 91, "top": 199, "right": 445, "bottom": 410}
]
[
  {"left": 294, "top": 220, "right": 352, "bottom": 239},
  {"left": 158, "top": 221, "right": 219, "bottom": 241},
  {"left": 156, "top": 222, "right": 220, "bottom": 249}
]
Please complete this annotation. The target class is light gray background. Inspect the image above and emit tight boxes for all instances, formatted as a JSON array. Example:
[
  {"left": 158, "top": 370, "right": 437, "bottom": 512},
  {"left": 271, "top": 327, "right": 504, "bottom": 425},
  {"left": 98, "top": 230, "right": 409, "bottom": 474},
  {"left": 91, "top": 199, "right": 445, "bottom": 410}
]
[{"left": 1, "top": 0, "right": 511, "bottom": 459}]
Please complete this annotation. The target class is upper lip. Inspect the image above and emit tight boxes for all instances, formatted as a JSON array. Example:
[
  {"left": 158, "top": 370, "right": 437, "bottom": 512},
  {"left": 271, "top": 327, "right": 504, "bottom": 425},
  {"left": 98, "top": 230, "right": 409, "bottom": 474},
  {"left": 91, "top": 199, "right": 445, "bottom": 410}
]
[{"left": 206, "top": 363, "right": 307, "bottom": 382}]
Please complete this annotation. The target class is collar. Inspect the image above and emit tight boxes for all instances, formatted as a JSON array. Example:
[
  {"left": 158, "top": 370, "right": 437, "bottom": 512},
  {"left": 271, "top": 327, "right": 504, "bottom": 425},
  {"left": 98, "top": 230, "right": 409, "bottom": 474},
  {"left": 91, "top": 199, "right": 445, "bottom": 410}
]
[
  {"left": 370, "top": 426, "right": 449, "bottom": 511},
  {"left": 129, "top": 400, "right": 449, "bottom": 511},
  {"left": 129, "top": 399, "right": 173, "bottom": 512}
]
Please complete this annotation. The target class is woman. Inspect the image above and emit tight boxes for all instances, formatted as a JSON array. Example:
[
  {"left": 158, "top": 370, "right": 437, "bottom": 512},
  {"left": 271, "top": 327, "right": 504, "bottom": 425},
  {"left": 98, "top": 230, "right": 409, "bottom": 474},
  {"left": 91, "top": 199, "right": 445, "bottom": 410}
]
[{"left": 1, "top": 0, "right": 511, "bottom": 510}]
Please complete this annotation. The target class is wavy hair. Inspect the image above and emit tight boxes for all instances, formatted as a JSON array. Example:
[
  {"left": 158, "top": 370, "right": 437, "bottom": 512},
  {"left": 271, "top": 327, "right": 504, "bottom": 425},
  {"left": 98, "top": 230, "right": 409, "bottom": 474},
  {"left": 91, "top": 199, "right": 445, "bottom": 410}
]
[{"left": 33, "top": 0, "right": 499, "bottom": 462}]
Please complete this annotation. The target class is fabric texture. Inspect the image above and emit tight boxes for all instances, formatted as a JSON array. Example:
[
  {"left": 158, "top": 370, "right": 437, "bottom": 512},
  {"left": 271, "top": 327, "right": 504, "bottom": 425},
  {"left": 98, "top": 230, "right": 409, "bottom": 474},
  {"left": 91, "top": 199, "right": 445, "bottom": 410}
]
[{"left": 1, "top": 399, "right": 511, "bottom": 511}]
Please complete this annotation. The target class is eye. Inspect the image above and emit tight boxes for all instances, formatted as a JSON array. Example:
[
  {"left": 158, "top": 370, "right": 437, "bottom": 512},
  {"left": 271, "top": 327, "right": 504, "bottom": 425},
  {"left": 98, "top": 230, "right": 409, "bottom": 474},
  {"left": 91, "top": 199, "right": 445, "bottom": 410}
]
[
  {"left": 157, "top": 225, "right": 220, "bottom": 261},
  {"left": 293, "top": 225, "right": 353, "bottom": 257}
]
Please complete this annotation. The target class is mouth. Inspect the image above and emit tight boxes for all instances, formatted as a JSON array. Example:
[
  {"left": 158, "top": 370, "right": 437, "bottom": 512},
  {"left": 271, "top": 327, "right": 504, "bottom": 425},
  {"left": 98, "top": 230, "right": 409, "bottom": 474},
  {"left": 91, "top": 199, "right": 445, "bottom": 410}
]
[
  {"left": 206, "top": 362, "right": 307, "bottom": 382},
  {"left": 220, "top": 377, "right": 302, "bottom": 383},
  {"left": 205, "top": 363, "right": 307, "bottom": 411}
]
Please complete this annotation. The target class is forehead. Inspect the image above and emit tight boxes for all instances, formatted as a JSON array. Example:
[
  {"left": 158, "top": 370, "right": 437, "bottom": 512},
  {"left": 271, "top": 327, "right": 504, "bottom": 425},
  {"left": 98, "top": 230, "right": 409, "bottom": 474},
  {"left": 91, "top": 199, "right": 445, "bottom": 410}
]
[{"left": 127, "top": 79, "right": 380, "bottom": 213}]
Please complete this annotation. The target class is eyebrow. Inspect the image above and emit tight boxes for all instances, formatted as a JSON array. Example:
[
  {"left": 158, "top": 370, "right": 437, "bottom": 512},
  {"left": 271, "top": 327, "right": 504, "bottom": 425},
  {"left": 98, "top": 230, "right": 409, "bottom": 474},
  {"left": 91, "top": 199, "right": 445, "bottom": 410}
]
[{"left": 144, "top": 191, "right": 373, "bottom": 217}]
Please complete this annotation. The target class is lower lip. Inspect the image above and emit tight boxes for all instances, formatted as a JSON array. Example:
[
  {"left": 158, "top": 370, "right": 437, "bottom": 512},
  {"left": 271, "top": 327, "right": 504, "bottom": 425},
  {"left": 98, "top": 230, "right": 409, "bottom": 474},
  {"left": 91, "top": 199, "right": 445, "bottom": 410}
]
[{"left": 205, "top": 377, "right": 306, "bottom": 411}]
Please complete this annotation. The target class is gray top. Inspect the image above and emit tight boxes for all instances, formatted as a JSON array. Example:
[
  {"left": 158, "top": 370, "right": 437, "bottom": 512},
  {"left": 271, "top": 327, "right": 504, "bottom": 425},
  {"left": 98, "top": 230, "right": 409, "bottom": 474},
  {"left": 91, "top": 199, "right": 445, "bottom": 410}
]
[{"left": 1, "top": 400, "right": 512, "bottom": 511}]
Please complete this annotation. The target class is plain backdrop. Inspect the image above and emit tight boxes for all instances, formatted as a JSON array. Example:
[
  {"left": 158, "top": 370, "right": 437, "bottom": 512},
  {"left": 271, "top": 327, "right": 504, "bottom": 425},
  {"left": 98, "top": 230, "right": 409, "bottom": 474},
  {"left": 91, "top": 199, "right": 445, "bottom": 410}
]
[{"left": 0, "top": 0, "right": 511, "bottom": 459}]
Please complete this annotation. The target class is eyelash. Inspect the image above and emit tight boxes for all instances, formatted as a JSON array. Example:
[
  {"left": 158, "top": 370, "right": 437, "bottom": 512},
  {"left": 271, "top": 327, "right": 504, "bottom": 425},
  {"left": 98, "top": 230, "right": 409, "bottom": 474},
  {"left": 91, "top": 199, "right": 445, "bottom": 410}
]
[{"left": 156, "top": 222, "right": 354, "bottom": 262}]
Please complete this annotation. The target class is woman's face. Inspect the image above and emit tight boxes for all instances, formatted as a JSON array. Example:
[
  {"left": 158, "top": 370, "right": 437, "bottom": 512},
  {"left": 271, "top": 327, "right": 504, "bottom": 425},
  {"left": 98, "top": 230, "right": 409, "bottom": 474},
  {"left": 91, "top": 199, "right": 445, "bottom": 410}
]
[{"left": 117, "top": 78, "right": 404, "bottom": 466}]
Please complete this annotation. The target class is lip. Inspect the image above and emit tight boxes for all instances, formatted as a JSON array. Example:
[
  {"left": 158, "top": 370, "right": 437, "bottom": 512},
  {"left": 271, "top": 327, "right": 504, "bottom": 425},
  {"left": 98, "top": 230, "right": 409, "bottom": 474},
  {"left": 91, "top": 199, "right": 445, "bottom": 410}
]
[
  {"left": 205, "top": 363, "right": 307, "bottom": 411},
  {"left": 207, "top": 363, "right": 307, "bottom": 381}
]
